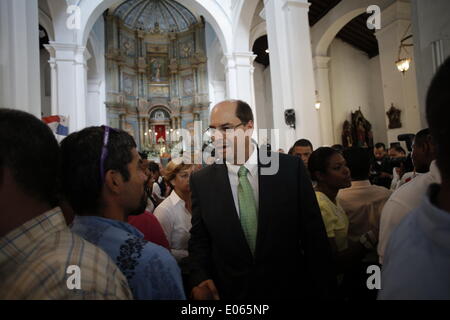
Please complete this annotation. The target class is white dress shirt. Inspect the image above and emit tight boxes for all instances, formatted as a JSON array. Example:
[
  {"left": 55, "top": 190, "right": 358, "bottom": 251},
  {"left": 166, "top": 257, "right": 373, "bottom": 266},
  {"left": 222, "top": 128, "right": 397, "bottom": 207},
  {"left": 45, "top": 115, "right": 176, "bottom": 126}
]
[
  {"left": 378, "top": 161, "right": 441, "bottom": 264},
  {"left": 154, "top": 190, "right": 192, "bottom": 262},
  {"left": 145, "top": 197, "right": 155, "bottom": 213},
  {"left": 152, "top": 176, "right": 165, "bottom": 199},
  {"left": 338, "top": 180, "right": 392, "bottom": 242},
  {"left": 226, "top": 144, "right": 259, "bottom": 218},
  {"left": 390, "top": 169, "right": 423, "bottom": 190}
]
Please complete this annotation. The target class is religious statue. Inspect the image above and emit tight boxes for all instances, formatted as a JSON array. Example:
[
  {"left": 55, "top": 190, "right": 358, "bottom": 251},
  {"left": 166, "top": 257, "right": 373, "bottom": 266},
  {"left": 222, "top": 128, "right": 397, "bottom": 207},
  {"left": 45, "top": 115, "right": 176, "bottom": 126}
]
[
  {"left": 155, "top": 111, "right": 165, "bottom": 120},
  {"left": 169, "top": 58, "right": 178, "bottom": 74},
  {"left": 151, "top": 22, "right": 161, "bottom": 34},
  {"left": 386, "top": 103, "right": 402, "bottom": 129},
  {"left": 181, "top": 43, "right": 192, "bottom": 58},
  {"left": 123, "top": 40, "right": 131, "bottom": 55},
  {"left": 136, "top": 21, "right": 145, "bottom": 31},
  {"left": 158, "top": 137, "right": 167, "bottom": 157},
  {"left": 151, "top": 58, "right": 161, "bottom": 82},
  {"left": 342, "top": 120, "right": 353, "bottom": 148},
  {"left": 345, "top": 108, "right": 374, "bottom": 148}
]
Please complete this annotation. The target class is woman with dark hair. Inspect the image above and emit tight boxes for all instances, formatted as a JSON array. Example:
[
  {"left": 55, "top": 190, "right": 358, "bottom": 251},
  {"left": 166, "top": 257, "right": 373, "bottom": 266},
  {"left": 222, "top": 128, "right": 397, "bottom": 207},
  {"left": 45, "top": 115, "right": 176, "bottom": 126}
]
[
  {"left": 308, "top": 147, "right": 374, "bottom": 297},
  {"left": 308, "top": 148, "right": 353, "bottom": 254}
]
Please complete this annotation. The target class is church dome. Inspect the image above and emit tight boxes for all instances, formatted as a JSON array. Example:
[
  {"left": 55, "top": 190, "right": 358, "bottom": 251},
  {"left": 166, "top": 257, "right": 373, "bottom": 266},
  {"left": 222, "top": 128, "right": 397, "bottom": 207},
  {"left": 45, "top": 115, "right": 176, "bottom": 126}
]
[{"left": 114, "top": 0, "right": 198, "bottom": 33}]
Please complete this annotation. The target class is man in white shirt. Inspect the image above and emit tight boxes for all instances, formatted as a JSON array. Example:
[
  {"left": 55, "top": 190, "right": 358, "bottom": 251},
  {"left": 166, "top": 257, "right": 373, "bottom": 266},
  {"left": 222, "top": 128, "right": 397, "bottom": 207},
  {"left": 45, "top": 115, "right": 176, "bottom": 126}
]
[
  {"left": 378, "top": 129, "right": 439, "bottom": 264},
  {"left": 378, "top": 57, "right": 450, "bottom": 299},
  {"left": 148, "top": 161, "right": 169, "bottom": 207},
  {"left": 338, "top": 148, "right": 392, "bottom": 243}
]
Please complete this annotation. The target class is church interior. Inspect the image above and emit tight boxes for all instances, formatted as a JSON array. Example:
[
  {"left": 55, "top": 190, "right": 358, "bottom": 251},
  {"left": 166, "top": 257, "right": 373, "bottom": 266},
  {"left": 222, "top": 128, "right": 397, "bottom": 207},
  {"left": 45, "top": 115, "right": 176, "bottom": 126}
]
[
  {"left": 1, "top": 0, "right": 450, "bottom": 303},
  {"left": 1, "top": 0, "right": 448, "bottom": 158}
]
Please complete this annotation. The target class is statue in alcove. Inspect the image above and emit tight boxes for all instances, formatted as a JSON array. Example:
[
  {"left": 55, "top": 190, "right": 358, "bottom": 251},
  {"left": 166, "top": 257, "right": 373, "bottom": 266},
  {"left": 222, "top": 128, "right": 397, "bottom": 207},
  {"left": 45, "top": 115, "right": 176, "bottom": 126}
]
[
  {"left": 151, "top": 22, "right": 161, "bottom": 34},
  {"left": 342, "top": 120, "right": 353, "bottom": 148},
  {"left": 151, "top": 58, "right": 161, "bottom": 82},
  {"left": 350, "top": 108, "right": 374, "bottom": 148},
  {"left": 386, "top": 103, "right": 402, "bottom": 129}
]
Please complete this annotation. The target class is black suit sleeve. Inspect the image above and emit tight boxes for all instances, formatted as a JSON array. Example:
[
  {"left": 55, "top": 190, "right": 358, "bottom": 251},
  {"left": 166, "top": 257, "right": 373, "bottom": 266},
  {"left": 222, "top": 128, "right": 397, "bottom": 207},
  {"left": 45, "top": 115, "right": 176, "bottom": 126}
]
[
  {"left": 187, "top": 173, "right": 213, "bottom": 290},
  {"left": 297, "top": 160, "right": 337, "bottom": 299}
]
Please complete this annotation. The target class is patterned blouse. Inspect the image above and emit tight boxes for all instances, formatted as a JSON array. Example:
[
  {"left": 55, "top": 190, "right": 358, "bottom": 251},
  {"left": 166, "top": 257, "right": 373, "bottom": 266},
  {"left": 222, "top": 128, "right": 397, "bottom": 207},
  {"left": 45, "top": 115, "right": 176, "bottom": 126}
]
[{"left": 71, "top": 215, "right": 186, "bottom": 300}]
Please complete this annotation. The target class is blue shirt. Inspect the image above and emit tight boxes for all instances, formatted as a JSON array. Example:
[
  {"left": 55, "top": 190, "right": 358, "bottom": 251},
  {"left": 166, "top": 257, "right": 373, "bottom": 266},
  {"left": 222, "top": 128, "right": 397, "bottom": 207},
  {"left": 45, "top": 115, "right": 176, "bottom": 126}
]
[
  {"left": 71, "top": 216, "right": 186, "bottom": 300},
  {"left": 378, "top": 184, "right": 450, "bottom": 300}
]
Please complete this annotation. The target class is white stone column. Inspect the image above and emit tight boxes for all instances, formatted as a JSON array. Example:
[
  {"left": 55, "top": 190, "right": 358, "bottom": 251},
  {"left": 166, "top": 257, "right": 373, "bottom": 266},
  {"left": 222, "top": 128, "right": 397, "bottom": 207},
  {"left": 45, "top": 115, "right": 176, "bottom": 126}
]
[
  {"left": 0, "top": 0, "right": 41, "bottom": 117},
  {"left": 212, "top": 80, "right": 226, "bottom": 108},
  {"left": 222, "top": 52, "right": 258, "bottom": 133},
  {"left": 411, "top": 0, "right": 450, "bottom": 128},
  {"left": 45, "top": 42, "right": 90, "bottom": 132},
  {"left": 375, "top": 1, "right": 421, "bottom": 144},
  {"left": 140, "top": 117, "right": 145, "bottom": 150},
  {"left": 313, "top": 55, "right": 334, "bottom": 146},
  {"left": 46, "top": 47, "right": 58, "bottom": 116},
  {"left": 143, "top": 117, "right": 149, "bottom": 147},
  {"left": 222, "top": 55, "right": 238, "bottom": 100},
  {"left": 264, "top": 0, "right": 321, "bottom": 150},
  {"left": 87, "top": 79, "right": 102, "bottom": 127}
]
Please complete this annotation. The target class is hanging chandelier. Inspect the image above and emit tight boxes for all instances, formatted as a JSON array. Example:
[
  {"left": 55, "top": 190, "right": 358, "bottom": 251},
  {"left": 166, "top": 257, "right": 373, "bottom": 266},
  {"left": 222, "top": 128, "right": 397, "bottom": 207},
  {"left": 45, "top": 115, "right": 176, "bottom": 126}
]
[{"left": 396, "top": 24, "right": 413, "bottom": 74}]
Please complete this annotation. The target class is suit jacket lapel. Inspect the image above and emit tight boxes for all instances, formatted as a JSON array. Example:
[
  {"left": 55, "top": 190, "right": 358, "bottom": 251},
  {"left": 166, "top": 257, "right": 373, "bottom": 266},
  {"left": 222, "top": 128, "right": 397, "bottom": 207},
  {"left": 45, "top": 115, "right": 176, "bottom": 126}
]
[{"left": 255, "top": 147, "right": 274, "bottom": 258}]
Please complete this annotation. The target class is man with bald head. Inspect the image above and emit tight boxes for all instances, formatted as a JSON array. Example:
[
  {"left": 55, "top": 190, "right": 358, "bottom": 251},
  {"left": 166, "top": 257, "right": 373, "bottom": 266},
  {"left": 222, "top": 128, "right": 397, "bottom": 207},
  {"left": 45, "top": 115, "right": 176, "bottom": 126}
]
[{"left": 188, "top": 100, "right": 336, "bottom": 300}]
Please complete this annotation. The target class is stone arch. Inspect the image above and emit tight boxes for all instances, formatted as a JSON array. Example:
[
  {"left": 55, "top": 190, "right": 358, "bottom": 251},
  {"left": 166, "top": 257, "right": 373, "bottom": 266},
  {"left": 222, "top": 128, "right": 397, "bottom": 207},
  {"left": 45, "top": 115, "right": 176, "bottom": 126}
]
[
  {"left": 311, "top": 0, "right": 393, "bottom": 56},
  {"left": 86, "top": 39, "right": 97, "bottom": 79},
  {"left": 310, "top": 0, "right": 393, "bottom": 146},
  {"left": 149, "top": 105, "right": 172, "bottom": 119},
  {"left": 146, "top": 103, "right": 173, "bottom": 117},
  {"left": 250, "top": 21, "right": 267, "bottom": 49},
  {"left": 209, "top": 39, "right": 226, "bottom": 82},
  {"left": 39, "top": 8, "right": 55, "bottom": 41},
  {"left": 77, "top": 0, "right": 233, "bottom": 54},
  {"left": 233, "top": 0, "right": 261, "bottom": 52}
]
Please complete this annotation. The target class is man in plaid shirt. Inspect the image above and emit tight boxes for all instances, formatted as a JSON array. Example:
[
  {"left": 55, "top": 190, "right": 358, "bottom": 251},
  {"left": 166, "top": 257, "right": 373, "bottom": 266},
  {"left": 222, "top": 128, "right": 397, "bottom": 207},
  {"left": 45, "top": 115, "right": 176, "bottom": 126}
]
[{"left": 0, "top": 109, "right": 132, "bottom": 300}]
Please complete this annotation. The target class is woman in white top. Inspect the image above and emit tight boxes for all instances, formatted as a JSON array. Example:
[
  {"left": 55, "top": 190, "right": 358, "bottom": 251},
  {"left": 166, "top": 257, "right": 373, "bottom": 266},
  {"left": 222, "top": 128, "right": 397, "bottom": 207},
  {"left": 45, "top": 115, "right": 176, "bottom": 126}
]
[{"left": 154, "top": 159, "right": 195, "bottom": 262}]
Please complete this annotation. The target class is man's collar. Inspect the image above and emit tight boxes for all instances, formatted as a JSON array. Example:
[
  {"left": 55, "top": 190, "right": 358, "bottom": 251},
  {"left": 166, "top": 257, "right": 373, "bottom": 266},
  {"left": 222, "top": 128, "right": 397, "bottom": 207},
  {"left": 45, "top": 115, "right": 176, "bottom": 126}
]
[
  {"left": 225, "top": 142, "right": 258, "bottom": 176},
  {"left": 350, "top": 180, "right": 372, "bottom": 188},
  {"left": 74, "top": 215, "right": 144, "bottom": 238},
  {"left": 0, "top": 207, "right": 66, "bottom": 266}
]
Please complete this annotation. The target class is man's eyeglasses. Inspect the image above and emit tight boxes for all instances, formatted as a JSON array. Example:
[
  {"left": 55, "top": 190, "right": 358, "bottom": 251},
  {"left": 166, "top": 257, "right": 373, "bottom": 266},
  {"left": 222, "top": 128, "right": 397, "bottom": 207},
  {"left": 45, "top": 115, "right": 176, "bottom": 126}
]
[
  {"left": 205, "top": 122, "right": 246, "bottom": 137},
  {"left": 100, "top": 126, "right": 117, "bottom": 184}
]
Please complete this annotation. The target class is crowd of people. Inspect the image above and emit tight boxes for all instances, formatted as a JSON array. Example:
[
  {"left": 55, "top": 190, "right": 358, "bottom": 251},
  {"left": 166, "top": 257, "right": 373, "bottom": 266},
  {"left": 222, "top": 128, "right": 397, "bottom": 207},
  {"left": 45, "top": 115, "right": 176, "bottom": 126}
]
[{"left": 1, "top": 57, "right": 449, "bottom": 300}]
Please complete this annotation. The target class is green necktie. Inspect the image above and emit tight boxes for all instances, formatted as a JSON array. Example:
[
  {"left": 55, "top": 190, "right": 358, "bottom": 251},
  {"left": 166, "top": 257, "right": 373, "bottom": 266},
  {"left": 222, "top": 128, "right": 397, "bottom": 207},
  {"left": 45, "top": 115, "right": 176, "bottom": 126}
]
[{"left": 238, "top": 166, "right": 258, "bottom": 255}]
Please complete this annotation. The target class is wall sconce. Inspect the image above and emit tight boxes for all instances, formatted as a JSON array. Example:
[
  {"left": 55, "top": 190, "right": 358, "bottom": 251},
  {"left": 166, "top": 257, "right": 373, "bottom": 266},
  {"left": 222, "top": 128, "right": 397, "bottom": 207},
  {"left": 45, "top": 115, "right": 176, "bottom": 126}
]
[
  {"left": 396, "top": 24, "right": 413, "bottom": 74},
  {"left": 315, "top": 90, "right": 321, "bottom": 110}
]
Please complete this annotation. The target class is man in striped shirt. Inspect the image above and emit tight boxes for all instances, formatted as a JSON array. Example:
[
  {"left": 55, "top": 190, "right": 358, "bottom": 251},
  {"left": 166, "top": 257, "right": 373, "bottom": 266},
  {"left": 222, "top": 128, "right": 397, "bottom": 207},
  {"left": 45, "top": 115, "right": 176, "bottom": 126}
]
[{"left": 0, "top": 109, "right": 132, "bottom": 300}]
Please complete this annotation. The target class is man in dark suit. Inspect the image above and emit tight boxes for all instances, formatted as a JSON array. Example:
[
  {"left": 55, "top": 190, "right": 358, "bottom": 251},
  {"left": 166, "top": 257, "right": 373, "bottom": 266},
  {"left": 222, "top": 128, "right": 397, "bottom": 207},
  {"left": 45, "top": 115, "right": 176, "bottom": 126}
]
[{"left": 188, "top": 100, "right": 336, "bottom": 300}]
